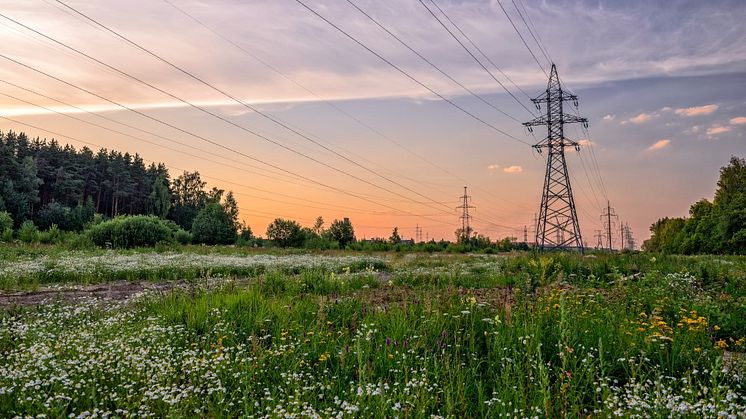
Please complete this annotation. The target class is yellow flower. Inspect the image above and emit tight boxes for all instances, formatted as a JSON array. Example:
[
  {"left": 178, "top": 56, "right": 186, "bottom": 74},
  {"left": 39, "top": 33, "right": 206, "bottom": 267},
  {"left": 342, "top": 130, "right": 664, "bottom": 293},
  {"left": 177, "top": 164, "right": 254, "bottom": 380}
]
[
  {"left": 694, "top": 347, "right": 702, "bottom": 353},
  {"left": 713, "top": 325, "right": 721, "bottom": 331},
  {"left": 388, "top": 353, "right": 394, "bottom": 360},
  {"left": 715, "top": 340, "right": 728, "bottom": 350},
  {"left": 319, "top": 352, "right": 331, "bottom": 362},
  {"left": 553, "top": 303, "right": 561, "bottom": 310}
]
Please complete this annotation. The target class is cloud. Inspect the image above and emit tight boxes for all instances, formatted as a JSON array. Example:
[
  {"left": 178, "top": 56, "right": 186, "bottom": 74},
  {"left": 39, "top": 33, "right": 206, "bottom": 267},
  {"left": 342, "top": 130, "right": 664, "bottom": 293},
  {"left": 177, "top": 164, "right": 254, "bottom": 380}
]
[
  {"left": 675, "top": 104, "right": 718, "bottom": 117},
  {"left": 628, "top": 113, "right": 655, "bottom": 124},
  {"left": 647, "top": 139, "right": 670, "bottom": 151},
  {"left": 577, "top": 139, "right": 594, "bottom": 147},
  {"left": 487, "top": 164, "right": 500, "bottom": 171},
  {"left": 502, "top": 165, "right": 523, "bottom": 174},
  {"left": 706, "top": 125, "right": 733, "bottom": 136},
  {"left": 730, "top": 117, "right": 746, "bottom": 125},
  {"left": 602, "top": 114, "right": 615, "bottom": 121}
]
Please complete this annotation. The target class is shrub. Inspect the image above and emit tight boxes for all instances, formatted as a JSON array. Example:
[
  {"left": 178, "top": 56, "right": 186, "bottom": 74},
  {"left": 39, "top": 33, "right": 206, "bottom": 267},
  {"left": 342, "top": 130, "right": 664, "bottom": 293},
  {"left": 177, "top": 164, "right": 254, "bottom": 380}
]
[
  {"left": 18, "top": 220, "right": 39, "bottom": 243},
  {"left": 87, "top": 215, "right": 174, "bottom": 248},
  {"left": 1, "top": 228, "right": 12, "bottom": 242},
  {"left": 191, "top": 203, "right": 237, "bottom": 245},
  {"left": 174, "top": 229, "right": 193, "bottom": 245},
  {"left": 39, "top": 224, "right": 62, "bottom": 244},
  {"left": 0, "top": 211, "right": 12, "bottom": 232}
]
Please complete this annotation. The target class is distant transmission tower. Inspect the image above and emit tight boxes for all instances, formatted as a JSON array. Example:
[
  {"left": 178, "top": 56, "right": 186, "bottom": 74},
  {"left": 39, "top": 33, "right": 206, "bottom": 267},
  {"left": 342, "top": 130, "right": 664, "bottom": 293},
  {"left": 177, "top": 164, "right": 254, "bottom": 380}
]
[
  {"left": 457, "top": 186, "right": 475, "bottom": 243},
  {"left": 594, "top": 230, "right": 604, "bottom": 249},
  {"left": 601, "top": 201, "right": 618, "bottom": 251},
  {"left": 415, "top": 224, "right": 423, "bottom": 243},
  {"left": 524, "top": 64, "right": 587, "bottom": 251}
]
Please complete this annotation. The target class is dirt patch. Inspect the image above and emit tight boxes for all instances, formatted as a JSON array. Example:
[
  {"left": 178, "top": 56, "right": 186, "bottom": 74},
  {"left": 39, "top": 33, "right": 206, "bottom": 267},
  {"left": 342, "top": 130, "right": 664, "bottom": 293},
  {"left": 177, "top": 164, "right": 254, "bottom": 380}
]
[{"left": 0, "top": 279, "right": 236, "bottom": 307}]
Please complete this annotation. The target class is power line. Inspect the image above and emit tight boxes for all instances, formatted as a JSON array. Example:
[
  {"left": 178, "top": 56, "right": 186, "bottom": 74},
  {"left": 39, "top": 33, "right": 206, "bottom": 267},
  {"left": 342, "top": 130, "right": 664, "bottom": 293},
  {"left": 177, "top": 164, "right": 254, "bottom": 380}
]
[
  {"left": 293, "top": 0, "right": 531, "bottom": 147},
  {"left": 418, "top": 0, "right": 536, "bottom": 114},
  {"left": 0, "top": 54, "right": 450, "bottom": 223},
  {"left": 0, "top": 15, "right": 463, "bottom": 223},
  {"left": 0, "top": 81, "right": 326, "bottom": 189},
  {"left": 37, "top": 4, "right": 459, "bottom": 217},
  {"left": 161, "top": 0, "right": 507, "bottom": 206},
  {"left": 494, "top": 0, "right": 548, "bottom": 76},
  {"left": 345, "top": 0, "right": 524, "bottom": 123},
  {"left": 426, "top": 0, "right": 534, "bottom": 102},
  {"left": 0, "top": 115, "right": 457, "bottom": 225},
  {"left": 165, "top": 0, "right": 533, "bottom": 215},
  {"left": 510, "top": 0, "right": 552, "bottom": 66}
]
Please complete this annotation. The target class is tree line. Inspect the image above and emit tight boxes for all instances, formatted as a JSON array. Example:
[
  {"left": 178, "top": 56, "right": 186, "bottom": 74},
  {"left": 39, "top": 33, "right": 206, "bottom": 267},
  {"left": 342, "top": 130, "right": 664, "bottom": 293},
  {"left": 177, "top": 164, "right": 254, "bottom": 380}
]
[{"left": 643, "top": 156, "right": 745, "bottom": 254}]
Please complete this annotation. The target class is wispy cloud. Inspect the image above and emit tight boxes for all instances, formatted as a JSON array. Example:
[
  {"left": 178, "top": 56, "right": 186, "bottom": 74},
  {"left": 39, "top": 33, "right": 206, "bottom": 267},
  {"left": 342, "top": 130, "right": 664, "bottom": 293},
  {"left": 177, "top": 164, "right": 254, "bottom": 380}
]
[
  {"left": 502, "top": 165, "right": 523, "bottom": 174},
  {"left": 706, "top": 125, "right": 733, "bottom": 136},
  {"left": 647, "top": 139, "right": 670, "bottom": 151},
  {"left": 730, "top": 117, "right": 746, "bottom": 125},
  {"left": 675, "top": 104, "right": 718, "bottom": 117},
  {"left": 602, "top": 114, "right": 615, "bottom": 121},
  {"left": 487, "top": 164, "right": 500, "bottom": 171},
  {"left": 627, "top": 112, "right": 655, "bottom": 124}
]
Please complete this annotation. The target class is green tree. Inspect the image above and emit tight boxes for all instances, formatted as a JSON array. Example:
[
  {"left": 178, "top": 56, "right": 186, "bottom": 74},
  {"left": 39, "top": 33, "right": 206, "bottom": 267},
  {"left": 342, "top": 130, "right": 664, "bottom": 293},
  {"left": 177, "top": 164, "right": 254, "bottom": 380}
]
[
  {"left": 313, "top": 216, "right": 325, "bottom": 235},
  {"left": 169, "top": 171, "right": 207, "bottom": 230},
  {"left": 328, "top": 218, "right": 355, "bottom": 247},
  {"left": 266, "top": 218, "right": 304, "bottom": 248},
  {"left": 389, "top": 227, "right": 401, "bottom": 244},
  {"left": 149, "top": 174, "right": 171, "bottom": 218},
  {"left": 191, "top": 202, "right": 237, "bottom": 245}
]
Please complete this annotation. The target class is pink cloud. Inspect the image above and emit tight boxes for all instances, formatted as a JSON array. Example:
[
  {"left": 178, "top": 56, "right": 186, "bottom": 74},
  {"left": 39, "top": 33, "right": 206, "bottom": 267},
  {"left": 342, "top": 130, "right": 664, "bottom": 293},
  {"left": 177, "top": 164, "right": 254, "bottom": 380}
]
[
  {"left": 487, "top": 164, "right": 500, "bottom": 171},
  {"left": 730, "top": 116, "right": 746, "bottom": 125},
  {"left": 674, "top": 104, "right": 718, "bottom": 117},
  {"left": 502, "top": 165, "right": 523, "bottom": 174},
  {"left": 647, "top": 139, "right": 670, "bottom": 151},
  {"left": 706, "top": 125, "right": 733, "bottom": 136},
  {"left": 628, "top": 113, "right": 654, "bottom": 124}
]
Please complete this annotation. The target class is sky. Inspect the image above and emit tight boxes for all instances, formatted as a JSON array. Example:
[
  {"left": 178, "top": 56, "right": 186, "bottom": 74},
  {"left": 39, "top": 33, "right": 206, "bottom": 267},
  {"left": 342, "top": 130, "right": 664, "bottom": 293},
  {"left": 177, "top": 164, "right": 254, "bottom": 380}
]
[{"left": 0, "top": 0, "right": 744, "bottom": 246}]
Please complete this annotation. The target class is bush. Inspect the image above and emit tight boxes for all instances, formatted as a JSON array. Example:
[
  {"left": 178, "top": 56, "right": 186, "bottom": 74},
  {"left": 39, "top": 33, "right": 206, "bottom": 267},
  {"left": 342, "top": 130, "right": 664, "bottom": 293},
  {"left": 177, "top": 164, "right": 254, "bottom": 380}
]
[
  {"left": 1, "top": 228, "right": 12, "bottom": 242},
  {"left": 18, "top": 220, "right": 39, "bottom": 243},
  {"left": 0, "top": 211, "right": 12, "bottom": 232},
  {"left": 174, "top": 229, "right": 192, "bottom": 245},
  {"left": 191, "top": 203, "right": 237, "bottom": 245},
  {"left": 87, "top": 215, "right": 174, "bottom": 248},
  {"left": 39, "top": 224, "right": 63, "bottom": 244}
]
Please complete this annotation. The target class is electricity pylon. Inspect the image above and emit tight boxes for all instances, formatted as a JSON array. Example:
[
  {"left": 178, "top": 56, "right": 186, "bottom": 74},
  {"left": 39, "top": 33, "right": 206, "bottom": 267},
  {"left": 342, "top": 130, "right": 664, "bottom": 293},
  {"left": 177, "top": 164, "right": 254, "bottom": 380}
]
[
  {"left": 594, "top": 230, "right": 604, "bottom": 249},
  {"left": 457, "top": 186, "right": 475, "bottom": 243},
  {"left": 524, "top": 64, "right": 587, "bottom": 251},
  {"left": 601, "top": 201, "right": 618, "bottom": 251}
]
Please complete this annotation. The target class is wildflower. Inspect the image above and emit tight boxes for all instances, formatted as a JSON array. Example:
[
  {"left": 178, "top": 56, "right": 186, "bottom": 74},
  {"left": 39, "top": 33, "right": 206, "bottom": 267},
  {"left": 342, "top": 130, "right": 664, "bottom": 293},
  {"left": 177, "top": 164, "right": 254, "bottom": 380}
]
[
  {"left": 318, "top": 352, "right": 331, "bottom": 362},
  {"left": 715, "top": 340, "right": 728, "bottom": 350}
]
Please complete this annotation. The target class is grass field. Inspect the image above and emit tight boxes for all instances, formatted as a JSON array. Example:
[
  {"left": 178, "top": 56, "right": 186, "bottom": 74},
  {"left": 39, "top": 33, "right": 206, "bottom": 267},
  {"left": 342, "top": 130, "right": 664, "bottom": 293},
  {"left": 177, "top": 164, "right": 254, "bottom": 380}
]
[{"left": 1, "top": 246, "right": 745, "bottom": 417}]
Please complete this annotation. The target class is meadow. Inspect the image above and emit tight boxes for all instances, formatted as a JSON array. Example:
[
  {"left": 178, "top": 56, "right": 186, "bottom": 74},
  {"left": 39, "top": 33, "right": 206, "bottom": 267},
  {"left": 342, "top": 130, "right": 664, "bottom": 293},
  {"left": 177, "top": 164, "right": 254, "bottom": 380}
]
[{"left": 1, "top": 246, "right": 745, "bottom": 418}]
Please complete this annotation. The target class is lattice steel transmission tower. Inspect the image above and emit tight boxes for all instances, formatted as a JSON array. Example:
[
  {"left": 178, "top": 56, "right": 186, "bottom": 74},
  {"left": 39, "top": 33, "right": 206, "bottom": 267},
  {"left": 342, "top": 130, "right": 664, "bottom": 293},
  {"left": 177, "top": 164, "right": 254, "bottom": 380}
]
[
  {"left": 457, "top": 186, "right": 475, "bottom": 243},
  {"left": 524, "top": 64, "right": 587, "bottom": 251},
  {"left": 601, "top": 201, "right": 618, "bottom": 251}
]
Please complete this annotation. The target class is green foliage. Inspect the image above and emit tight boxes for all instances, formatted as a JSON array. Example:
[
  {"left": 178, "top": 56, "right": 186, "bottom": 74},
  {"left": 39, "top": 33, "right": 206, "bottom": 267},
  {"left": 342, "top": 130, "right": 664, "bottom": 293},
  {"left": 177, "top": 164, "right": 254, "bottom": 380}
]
[
  {"left": 191, "top": 203, "right": 237, "bottom": 245},
  {"left": 38, "top": 225, "right": 63, "bottom": 244},
  {"left": 0, "top": 211, "right": 12, "bottom": 233},
  {"left": 148, "top": 174, "right": 171, "bottom": 218},
  {"left": 1, "top": 228, "right": 12, "bottom": 243},
  {"left": 644, "top": 156, "right": 746, "bottom": 254},
  {"left": 389, "top": 226, "right": 401, "bottom": 244},
  {"left": 174, "top": 229, "right": 192, "bottom": 245},
  {"left": 266, "top": 218, "right": 304, "bottom": 248},
  {"left": 169, "top": 171, "right": 207, "bottom": 230},
  {"left": 86, "top": 215, "right": 175, "bottom": 248},
  {"left": 18, "top": 220, "right": 39, "bottom": 243},
  {"left": 327, "top": 218, "right": 355, "bottom": 247},
  {"left": 36, "top": 200, "right": 95, "bottom": 231}
]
